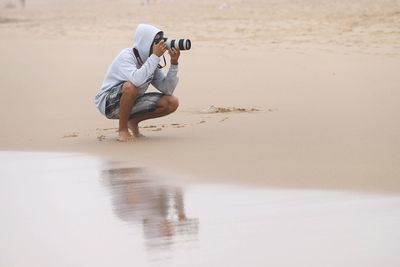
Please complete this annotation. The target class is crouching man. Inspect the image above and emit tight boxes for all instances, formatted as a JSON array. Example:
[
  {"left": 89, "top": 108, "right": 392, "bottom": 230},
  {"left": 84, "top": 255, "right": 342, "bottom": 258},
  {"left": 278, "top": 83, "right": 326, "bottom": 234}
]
[{"left": 94, "top": 24, "right": 180, "bottom": 141}]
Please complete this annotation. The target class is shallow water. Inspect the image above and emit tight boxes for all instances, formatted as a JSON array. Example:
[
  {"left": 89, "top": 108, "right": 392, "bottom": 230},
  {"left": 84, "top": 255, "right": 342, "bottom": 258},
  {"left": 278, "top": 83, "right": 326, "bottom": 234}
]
[{"left": 0, "top": 152, "right": 399, "bottom": 266}]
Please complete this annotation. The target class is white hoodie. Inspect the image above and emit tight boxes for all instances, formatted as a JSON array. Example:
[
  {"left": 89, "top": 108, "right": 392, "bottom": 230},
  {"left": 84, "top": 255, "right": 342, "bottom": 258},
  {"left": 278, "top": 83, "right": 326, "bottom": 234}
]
[{"left": 94, "top": 24, "right": 179, "bottom": 115}]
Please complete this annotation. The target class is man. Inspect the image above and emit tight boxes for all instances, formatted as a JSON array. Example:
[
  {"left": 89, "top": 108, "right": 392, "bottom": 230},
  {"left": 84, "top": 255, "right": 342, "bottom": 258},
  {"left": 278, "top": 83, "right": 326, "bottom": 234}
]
[{"left": 95, "top": 24, "right": 180, "bottom": 141}]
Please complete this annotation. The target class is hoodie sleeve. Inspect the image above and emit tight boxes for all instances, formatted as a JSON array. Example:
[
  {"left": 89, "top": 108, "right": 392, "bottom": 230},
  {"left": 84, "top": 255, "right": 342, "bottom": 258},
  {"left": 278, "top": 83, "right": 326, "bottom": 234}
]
[
  {"left": 120, "top": 54, "right": 161, "bottom": 88},
  {"left": 151, "top": 64, "right": 179, "bottom": 95}
]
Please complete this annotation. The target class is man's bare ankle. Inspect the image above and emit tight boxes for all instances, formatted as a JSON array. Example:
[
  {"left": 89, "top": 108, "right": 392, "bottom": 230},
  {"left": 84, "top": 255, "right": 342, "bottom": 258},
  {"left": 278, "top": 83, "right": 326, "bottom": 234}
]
[
  {"left": 118, "top": 127, "right": 130, "bottom": 132},
  {"left": 128, "top": 120, "right": 139, "bottom": 126}
]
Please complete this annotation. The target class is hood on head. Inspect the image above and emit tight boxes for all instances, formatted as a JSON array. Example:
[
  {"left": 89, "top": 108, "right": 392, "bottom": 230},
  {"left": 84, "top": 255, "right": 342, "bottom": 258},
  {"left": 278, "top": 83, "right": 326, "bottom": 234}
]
[{"left": 134, "top": 24, "right": 163, "bottom": 62}]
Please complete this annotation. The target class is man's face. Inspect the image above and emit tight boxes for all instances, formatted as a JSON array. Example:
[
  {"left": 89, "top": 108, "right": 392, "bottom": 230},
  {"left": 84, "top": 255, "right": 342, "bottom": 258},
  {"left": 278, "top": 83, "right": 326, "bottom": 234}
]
[
  {"left": 150, "top": 32, "right": 165, "bottom": 55},
  {"left": 153, "top": 32, "right": 165, "bottom": 45}
]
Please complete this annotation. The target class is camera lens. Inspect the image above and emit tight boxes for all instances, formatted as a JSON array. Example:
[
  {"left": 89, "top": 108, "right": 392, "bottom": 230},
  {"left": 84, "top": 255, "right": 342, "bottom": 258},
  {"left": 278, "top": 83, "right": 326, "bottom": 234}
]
[
  {"left": 167, "top": 39, "right": 192, "bottom": 51},
  {"left": 181, "top": 39, "right": 191, "bottom": 50}
]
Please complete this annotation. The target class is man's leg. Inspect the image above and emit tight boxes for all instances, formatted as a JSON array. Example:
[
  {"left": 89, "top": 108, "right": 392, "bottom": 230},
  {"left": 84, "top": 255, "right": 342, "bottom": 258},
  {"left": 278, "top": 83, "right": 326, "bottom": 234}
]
[
  {"left": 118, "top": 82, "right": 139, "bottom": 141},
  {"left": 128, "top": 95, "right": 179, "bottom": 137}
]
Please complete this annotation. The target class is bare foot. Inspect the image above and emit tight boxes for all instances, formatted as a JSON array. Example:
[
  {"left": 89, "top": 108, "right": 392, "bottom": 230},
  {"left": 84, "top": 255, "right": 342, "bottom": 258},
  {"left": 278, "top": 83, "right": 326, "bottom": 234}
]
[
  {"left": 128, "top": 121, "right": 145, "bottom": 138},
  {"left": 117, "top": 129, "right": 134, "bottom": 142}
]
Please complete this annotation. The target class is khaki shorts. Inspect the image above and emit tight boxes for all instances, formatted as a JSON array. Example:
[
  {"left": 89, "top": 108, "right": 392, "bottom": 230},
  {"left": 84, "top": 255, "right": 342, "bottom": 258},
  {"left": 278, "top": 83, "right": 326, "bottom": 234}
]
[{"left": 104, "top": 83, "right": 164, "bottom": 119}]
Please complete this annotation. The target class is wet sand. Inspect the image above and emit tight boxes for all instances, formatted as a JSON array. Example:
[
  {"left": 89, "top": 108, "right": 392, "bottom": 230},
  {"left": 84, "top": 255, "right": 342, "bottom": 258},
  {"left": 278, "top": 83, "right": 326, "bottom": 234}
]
[{"left": 1, "top": 152, "right": 400, "bottom": 266}]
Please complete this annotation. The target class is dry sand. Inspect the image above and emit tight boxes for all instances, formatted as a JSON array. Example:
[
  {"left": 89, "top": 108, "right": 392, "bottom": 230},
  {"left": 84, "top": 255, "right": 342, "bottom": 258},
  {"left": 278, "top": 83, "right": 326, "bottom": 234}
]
[{"left": 0, "top": 0, "right": 400, "bottom": 191}]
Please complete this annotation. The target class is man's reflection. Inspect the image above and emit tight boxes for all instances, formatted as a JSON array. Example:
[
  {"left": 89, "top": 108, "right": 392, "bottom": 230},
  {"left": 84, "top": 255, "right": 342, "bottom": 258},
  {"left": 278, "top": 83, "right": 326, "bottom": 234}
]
[{"left": 101, "top": 167, "right": 198, "bottom": 248}]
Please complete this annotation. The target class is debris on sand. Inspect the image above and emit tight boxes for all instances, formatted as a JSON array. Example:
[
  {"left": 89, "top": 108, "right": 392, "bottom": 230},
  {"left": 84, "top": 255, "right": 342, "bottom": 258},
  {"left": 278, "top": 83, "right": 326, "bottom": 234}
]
[{"left": 204, "top": 105, "right": 260, "bottom": 114}]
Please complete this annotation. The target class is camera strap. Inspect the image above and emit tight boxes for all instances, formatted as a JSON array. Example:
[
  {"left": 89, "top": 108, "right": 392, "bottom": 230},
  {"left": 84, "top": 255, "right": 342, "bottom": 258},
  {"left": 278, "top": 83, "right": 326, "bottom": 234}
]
[
  {"left": 133, "top": 48, "right": 144, "bottom": 66},
  {"left": 133, "top": 47, "right": 166, "bottom": 69},
  {"left": 158, "top": 55, "right": 166, "bottom": 69}
]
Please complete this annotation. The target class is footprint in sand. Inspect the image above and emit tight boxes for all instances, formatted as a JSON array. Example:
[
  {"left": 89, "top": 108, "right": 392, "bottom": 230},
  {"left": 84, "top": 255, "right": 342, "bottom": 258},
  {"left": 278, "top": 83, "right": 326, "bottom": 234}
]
[
  {"left": 170, "top": 123, "right": 186, "bottom": 128},
  {"left": 62, "top": 133, "right": 79, "bottom": 138},
  {"left": 97, "top": 135, "right": 106, "bottom": 141},
  {"left": 141, "top": 125, "right": 161, "bottom": 131},
  {"left": 142, "top": 125, "right": 158, "bottom": 129}
]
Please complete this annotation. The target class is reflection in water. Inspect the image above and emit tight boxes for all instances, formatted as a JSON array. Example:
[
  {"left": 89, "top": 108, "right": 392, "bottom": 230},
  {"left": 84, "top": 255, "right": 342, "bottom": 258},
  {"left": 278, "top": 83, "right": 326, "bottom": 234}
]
[
  {"left": 101, "top": 167, "right": 199, "bottom": 249},
  {"left": 1, "top": 153, "right": 400, "bottom": 267}
]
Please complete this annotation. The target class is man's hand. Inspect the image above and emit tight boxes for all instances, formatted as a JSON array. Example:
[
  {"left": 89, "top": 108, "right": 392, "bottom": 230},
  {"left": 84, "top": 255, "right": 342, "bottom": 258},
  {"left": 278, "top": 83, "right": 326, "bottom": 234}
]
[
  {"left": 168, "top": 47, "right": 180, "bottom": 65},
  {"left": 152, "top": 40, "right": 167, "bottom": 57}
]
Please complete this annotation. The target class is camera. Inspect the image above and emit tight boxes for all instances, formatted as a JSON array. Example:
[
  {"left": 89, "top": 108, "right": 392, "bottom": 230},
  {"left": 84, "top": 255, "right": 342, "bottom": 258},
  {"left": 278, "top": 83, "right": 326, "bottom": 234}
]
[{"left": 159, "top": 37, "right": 191, "bottom": 51}]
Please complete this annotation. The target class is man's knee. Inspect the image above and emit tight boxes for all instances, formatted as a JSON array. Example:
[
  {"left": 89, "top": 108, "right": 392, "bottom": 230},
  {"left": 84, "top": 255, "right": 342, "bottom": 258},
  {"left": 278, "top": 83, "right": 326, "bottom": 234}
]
[
  {"left": 157, "top": 97, "right": 170, "bottom": 112},
  {"left": 122, "top": 81, "right": 139, "bottom": 96},
  {"left": 166, "top": 96, "right": 179, "bottom": 113},
  {"left": 158, "top": 96, "right": 178, "bottom": 114}
]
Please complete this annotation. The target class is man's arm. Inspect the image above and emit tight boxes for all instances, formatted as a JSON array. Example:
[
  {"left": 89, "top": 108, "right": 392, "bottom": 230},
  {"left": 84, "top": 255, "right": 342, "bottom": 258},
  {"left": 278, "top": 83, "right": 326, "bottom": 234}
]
[
  {"left": 152, "top": 65, "right": 179, "bottom": 95},
  {"left": 122, "top": 41, "right": 168, "bottom": 88},
  {"left": 122, "top": 54, "right": 160, "bottom": 88},
  {"left": 152, "top": 47, "right": 180, "bottom": 95}
]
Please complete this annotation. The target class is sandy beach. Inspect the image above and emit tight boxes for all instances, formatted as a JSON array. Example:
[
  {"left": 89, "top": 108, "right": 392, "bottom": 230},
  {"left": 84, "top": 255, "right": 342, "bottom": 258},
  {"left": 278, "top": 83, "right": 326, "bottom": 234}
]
[
  {"left": 1, "top": 0, "right": 399, "bottom": 191},
  {"left": 0, "top": 0, "right": 400, "bottom": 265}
]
